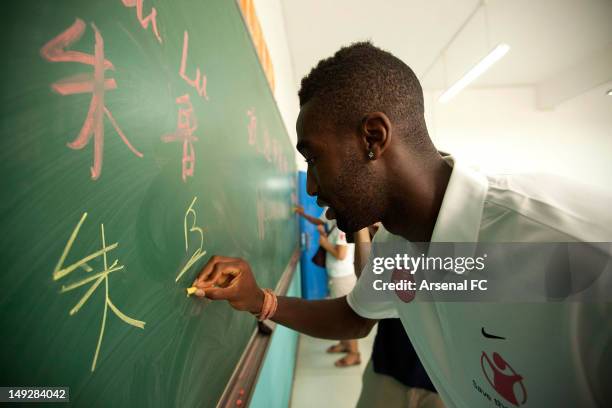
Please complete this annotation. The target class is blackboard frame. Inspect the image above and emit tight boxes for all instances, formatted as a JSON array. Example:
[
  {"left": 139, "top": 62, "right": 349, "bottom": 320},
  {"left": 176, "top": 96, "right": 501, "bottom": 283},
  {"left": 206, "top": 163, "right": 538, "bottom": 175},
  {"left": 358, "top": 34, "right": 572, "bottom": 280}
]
[{"left": 216, "top": 247, "right": 300, "bottom": 407}]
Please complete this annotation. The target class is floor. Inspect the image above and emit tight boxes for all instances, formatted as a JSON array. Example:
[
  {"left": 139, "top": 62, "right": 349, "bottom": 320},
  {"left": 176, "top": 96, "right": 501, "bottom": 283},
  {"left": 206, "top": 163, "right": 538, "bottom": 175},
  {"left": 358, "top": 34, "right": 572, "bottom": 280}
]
[{"left": 290, "top": 328, "right": 376, "bottom": 408}]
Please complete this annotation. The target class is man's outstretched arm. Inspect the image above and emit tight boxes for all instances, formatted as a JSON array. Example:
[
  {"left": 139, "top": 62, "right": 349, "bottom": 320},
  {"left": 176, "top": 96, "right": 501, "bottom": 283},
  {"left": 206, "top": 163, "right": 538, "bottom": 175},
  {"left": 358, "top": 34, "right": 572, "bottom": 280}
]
[
  {"left": 272, "top": 296, "right": 374, "bottom": 339},
  {"left": 192, "top": 255, "right": 376, "bottom": 340}
]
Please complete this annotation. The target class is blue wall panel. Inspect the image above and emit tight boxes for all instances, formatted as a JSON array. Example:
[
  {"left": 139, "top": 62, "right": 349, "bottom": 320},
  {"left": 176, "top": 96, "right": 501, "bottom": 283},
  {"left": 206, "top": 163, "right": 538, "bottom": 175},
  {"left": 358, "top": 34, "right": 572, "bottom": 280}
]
[{"left": 297, "top": 171, "right": 328, "bottom": 300}]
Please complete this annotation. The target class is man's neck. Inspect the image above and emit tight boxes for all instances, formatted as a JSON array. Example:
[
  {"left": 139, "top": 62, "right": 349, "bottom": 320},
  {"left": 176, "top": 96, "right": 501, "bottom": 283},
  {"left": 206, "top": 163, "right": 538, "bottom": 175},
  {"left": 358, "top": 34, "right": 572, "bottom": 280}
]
[{"left": 381, "top": 154, "right": 452, "bottom": 242}]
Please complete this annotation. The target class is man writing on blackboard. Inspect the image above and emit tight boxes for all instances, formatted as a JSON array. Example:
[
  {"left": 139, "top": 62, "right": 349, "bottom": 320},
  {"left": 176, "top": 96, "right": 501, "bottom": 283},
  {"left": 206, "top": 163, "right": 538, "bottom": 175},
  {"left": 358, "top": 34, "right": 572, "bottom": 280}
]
[{"left": 192, "top": 42, "right": 612, "bottom": 407}]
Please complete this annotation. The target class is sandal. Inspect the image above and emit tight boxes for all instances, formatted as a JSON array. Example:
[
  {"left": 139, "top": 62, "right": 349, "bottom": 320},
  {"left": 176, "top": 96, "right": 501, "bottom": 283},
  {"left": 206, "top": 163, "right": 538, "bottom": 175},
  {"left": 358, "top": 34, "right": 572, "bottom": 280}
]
[
  {"left": 334, "top": 352, "right": 361, "bottom": 367},
  {"left": 326, "top": 343, "right": 349, "bottom": 353}
]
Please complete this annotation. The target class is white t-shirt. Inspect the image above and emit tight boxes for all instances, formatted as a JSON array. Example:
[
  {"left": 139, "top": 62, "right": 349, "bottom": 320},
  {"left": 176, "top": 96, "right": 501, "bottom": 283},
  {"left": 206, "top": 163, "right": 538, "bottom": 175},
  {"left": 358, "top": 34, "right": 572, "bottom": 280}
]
[
  {"left": 347, "top": 156, "right": 612, "bottom": 408},
  {"left": 325, "top": 226, "right": 355, "bottom": 278},
  {"left": 318, "top": 210, "right": 355, "bottom": 278}
]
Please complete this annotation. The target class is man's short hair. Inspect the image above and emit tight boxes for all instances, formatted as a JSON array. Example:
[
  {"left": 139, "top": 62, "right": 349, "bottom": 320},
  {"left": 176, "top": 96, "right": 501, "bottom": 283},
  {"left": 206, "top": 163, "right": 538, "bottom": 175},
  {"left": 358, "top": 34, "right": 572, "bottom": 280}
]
[{"left": 298, "top": 41, "right": 424, "bottom": 133}]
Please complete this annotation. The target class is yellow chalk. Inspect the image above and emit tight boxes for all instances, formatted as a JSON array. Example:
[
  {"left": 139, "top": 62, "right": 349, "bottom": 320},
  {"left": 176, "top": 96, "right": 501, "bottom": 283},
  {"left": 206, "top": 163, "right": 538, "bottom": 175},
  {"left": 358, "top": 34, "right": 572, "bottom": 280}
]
[{"left": 186, "top": 287, "right": 198, "bottom": 297}]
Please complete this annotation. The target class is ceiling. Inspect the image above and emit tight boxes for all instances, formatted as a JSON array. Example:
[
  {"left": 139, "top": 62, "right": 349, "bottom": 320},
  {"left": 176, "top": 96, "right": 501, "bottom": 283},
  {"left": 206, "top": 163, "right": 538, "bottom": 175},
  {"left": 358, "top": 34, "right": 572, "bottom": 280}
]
[{"left": 280, "top": 0, "right": 612, "bottom": 93}]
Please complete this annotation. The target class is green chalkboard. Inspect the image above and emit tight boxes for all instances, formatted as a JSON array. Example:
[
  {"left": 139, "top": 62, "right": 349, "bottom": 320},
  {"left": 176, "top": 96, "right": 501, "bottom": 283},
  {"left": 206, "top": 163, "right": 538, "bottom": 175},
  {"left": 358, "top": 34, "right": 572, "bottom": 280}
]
[{"left": 0, "top": 1, "right": 297, "bottom": 406}]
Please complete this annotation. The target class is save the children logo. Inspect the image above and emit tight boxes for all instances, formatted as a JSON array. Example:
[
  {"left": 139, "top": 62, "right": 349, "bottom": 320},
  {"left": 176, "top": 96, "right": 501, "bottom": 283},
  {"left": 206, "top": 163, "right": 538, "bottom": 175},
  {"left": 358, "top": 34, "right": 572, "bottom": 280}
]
[{"left": 480, "top": 351, "right": 528, "bottom": 406}]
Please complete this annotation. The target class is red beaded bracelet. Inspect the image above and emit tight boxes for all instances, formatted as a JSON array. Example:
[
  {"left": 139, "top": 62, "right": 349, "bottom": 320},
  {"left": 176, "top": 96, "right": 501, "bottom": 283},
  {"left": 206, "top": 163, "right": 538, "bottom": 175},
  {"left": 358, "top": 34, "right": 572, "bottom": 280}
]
[{"left": 255, "top": 288, "right": 277, "bottom": 321}]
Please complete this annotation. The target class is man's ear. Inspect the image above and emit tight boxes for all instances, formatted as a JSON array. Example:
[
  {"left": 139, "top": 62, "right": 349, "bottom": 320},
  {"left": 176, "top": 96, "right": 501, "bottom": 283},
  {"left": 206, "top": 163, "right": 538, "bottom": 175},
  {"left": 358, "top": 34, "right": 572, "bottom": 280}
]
[{"left": 359, "top": 112, "right": 392, "bottom": 160}]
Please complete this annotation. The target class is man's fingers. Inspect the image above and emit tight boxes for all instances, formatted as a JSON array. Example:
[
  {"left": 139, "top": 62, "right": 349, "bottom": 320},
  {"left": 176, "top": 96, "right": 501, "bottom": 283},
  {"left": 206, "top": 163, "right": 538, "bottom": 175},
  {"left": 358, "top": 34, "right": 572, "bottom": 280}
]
[
  {"left": 206, "top": 261, "right": 242, "bottom": 287},
  {"left": 216, "top": 267, "right": 242, "bottom": 287},
  {"left": 190, "top": 256, "right": 251, "bottom": 309},
  {"left": 204, "top": 286, "right": 237, "bottom": 301},
  {"left": 194, "top": 259, "right": 219, "bottom": 286},
  {"left": 194, "top": 260, "right": 243, "bottom": 292},
  {"left": 194, "top": 255, "right": 240, "bottom": 286},
  {"left": 221, "top": 268, "right": 240, "bottom": 277}
]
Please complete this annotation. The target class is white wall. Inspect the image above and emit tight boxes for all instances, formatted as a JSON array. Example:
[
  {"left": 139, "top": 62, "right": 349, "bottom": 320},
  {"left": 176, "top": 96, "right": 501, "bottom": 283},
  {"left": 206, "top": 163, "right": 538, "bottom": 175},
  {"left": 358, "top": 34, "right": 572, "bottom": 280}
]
[
  {"left": 252, "top": 2, "right": 612, "bottom": 186},
  {"left": 251, "top": 0, "right": 303, "bottom": 169},
  {"left": 425, "top": 81, "right": 612, "bottom": 191}
]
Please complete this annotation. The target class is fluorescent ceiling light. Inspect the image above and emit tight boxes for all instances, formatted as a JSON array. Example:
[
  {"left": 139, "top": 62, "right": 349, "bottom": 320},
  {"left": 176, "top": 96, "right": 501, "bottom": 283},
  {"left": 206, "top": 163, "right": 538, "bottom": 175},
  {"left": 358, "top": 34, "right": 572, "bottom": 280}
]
[{"left": 439, "top": 43, "right": 510, "bottom": 103}]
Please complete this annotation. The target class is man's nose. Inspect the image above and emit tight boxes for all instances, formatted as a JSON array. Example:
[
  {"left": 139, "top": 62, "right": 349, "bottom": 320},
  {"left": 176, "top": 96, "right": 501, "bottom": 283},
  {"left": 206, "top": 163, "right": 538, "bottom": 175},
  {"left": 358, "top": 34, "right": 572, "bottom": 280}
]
[{"left": 306, "top": 169, "right": 318, "bottom": 197}]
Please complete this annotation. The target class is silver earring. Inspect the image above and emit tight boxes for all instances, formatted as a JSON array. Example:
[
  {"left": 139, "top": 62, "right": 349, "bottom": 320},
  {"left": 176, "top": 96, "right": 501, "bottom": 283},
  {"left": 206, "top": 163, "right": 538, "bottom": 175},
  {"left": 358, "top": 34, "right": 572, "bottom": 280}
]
[{"left": 368, "top": 151, "right": 375, "bottom": 159}]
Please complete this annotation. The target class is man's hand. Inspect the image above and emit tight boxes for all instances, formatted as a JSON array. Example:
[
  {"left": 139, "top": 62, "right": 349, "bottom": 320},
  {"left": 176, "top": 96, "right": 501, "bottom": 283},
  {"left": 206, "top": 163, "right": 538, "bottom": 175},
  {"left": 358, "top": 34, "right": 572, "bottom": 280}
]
[
  {"left": 294, "top": 205, "right": 305, "bottom": 215},
  {"left": 192, "top": 256, "right": 264, "bottom": 314},
  {"left": 193, "top": 257, "right": 377, "bottom": 341},
  {"left": 316, "top": 224, "right": 326, "bottom": 236}
]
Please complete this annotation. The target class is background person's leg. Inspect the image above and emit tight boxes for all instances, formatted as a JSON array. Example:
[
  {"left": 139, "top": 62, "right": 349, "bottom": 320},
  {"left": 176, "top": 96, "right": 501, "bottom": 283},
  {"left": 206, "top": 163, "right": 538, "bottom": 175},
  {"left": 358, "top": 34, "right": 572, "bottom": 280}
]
[
  {"left": 334, "top": 339, "right": 361, "bottom": 367},
  {"left": 356, "top": 359, "right": 408, "bottom": 408},
  {"left": 406, "top": 387, "right": 446, "bottom": 408},
  {"left": 329, "top": 274, "right": 361, "bottom": 367}
]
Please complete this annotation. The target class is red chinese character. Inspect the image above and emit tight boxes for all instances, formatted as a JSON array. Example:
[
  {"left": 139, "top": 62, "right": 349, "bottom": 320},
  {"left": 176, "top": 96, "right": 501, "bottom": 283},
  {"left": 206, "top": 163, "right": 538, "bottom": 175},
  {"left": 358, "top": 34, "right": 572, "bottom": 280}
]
[
  {"left": 121, "top": 0, "right": 162, "bottom": 43},
  {"left": 247, "top": 108, "right": 257, "bottom": 145},
  {"left": 162, "top": 94, "right": 199, "bottom": 182},
  {"left": 262, "top": 129, "right": 272, "bottom": 162},
  {"left": 41, "top": 19, "right": 143, "bottom": 180},
  {"left": 180, "top": 31, "right": 208, "bottom": 99}
]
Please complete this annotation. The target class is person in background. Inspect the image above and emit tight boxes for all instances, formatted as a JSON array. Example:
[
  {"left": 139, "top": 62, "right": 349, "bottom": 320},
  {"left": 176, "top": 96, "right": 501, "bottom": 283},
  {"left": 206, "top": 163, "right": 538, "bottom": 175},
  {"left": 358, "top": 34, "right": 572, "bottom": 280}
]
[
  {"left": 295, "top": 206, "right": 360, "bottom": 367},
  {"left": 353, "top": 225, "right": 444, "bottom": 408}
]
